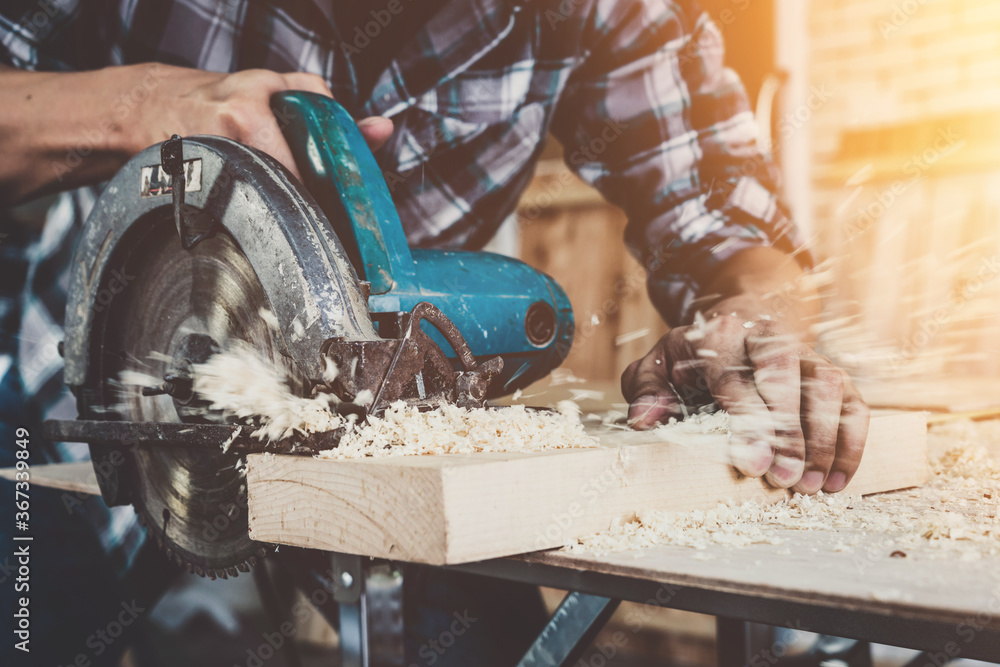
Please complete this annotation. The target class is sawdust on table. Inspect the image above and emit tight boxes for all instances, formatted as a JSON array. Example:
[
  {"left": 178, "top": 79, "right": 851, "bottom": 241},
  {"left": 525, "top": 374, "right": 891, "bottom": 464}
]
[
  {"left": 183, "top": 346, "right": 599, "bottom": 456},
  {"left": 564, "top": 419, "right": 1000, "bottom": 560},
  {"left": 163, "top": 342, "right": 732, "bottom": 459},
  {"left": 319, "top": 401, "right": 598, "bottom": 458}
]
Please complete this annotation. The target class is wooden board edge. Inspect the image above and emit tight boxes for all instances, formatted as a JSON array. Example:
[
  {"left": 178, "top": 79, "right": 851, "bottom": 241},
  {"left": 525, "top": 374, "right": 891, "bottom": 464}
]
[
  {"left": 0, "top": 461, "right": 101, "bottom": 496},
  {"left": 247, "top": 453, "right": 452, "bottom": 564}
]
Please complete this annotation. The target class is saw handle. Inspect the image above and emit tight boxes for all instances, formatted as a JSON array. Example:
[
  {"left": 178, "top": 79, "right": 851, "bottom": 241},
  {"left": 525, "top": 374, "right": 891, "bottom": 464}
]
[{"left": 271, "top": 91, "right": 416, "bottom": 294}]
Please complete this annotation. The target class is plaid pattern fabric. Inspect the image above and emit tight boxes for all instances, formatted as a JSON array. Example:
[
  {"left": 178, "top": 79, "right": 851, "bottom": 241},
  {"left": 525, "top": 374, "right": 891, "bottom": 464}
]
[
  {"left": 0, "top": 188, "right": 147, "bottom": 570},
  {"left": 1, "top": 0, "right": 806, "bottom": 561}
]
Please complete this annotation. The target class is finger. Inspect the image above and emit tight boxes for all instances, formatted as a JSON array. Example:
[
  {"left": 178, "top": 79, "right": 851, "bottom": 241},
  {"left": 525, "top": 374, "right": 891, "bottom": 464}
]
[
  {"left": 627, "top": 392, "right": 685, "bottom": 430},
  {"left": 795, "top": 356, "right": 844, "bottom": 494},
  {"left": 701, "top": 319, "right": 775, "bottom": 477},
  {"left": 357, "top": 116, "right": 394, "bottom": 151},
  {"left": 621, "top": 331, "right": 682, "bottom": 403},
  {"left": 280, "top": 73, "right": 392, "bottom": 150},
  {"left": 282, "top": 72, "right": 334, "bottom": 97},
  {"left": 243, "top": 114, "right": 302, "bottom": 180},
  {"left": 746, "top": 332, "right": 806, "bottom": 489},
  {"left": 824, "top": 381, "right": 870, "bottom": 493},
  {"left": 622, "top": 331, "right": 688, "bottom": 429}
]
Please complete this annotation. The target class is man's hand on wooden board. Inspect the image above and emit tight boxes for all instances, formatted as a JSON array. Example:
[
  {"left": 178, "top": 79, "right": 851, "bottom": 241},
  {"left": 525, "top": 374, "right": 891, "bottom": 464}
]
[{"left": 621, "top": 248, "right": 871, "bottom": 496}]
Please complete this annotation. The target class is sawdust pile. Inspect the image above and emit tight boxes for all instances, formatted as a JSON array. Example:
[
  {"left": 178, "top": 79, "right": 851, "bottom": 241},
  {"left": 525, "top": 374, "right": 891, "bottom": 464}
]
[
  {"left": 565, "top": 419, "right": 1000, "bottom": 560},
  {"left": 320, "top": 402, "right": 597, "bottom": 459}
]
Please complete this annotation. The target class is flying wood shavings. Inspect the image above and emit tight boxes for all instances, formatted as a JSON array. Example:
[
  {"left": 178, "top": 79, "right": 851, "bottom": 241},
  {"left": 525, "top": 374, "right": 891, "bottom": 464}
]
[
  {"left": 684, "top": 311, "right": 708, "bottom": 342},
  {"left": 615, "top": 328, "right": 650, "bottom": 346},
  {"left": 569, "top": 388, "right": 605, "bottom": 403},
  {"left": 322, "top": 357, "right": 340, "bottom": 384},
  {"left": 354, "top": 389, "right": 374, "bottom": 407},
  {"left": 556, "top": 400, "right": 582, "bottom": 418},
  {"left": 191, "top": 346, "right": 341, "bottom": 442},
  {"left": 549, "top": 369, "right": 587, "bottom": 385},
  {"left": 189, "top": 348, "right": 597, "bottom": 456},
  {"left": 318, "top": 402, "right": 597, "bottom": 459},
  {"left": 118, "top": 370, "right": 162, "bottom": 389},
  {"left": 259, "top": 307, "right": 280, "bottom": 332},
  {"left": 221, "top": 425, "right": 242, "bottom": 453},
  {"left": 565, "top": 419, "right": 1000, "bottom": 560}
]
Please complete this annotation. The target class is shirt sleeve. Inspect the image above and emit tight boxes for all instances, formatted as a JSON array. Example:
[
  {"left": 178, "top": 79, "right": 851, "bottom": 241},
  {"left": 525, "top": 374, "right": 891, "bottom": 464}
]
[
  {"left": 549, "top": 0, "right": 810, "bottom": 326},
  {"left": 0, "top": 0, "right": 114, "bottom": 71}
]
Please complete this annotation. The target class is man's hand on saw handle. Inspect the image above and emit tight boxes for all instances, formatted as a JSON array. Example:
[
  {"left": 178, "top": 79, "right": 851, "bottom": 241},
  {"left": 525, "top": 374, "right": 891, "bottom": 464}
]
[
  {"left": 0, "top": 64, "right": 393, "bottom": 204},
  {"left": 621, "top": 247, "right": 870, "bottom": 495}
]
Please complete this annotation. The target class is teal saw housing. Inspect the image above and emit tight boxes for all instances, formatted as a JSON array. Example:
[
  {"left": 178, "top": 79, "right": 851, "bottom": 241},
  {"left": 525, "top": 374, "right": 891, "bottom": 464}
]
[{"left": 274, "top": 91, "right": 575, "bottom": 395}]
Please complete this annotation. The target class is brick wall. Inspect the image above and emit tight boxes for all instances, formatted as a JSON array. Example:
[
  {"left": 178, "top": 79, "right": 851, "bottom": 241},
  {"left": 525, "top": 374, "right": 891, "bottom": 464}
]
[{"left": 803, "top": 0, "right": 1000, "bottom": 379}]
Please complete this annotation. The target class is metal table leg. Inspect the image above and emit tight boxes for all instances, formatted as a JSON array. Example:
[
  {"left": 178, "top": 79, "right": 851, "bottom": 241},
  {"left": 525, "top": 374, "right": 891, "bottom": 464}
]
[
  {"left": 516, "top": 592, "right": 621, "bottom": 667},
  {"left": 333, "top": 555, "right": 404, "bottom": 667},
  {"left": 718, "top": 617, "right": 750, "bottom": 667},
  {"left": 275, "top": 549, "right": 403, "bottom": 667}
]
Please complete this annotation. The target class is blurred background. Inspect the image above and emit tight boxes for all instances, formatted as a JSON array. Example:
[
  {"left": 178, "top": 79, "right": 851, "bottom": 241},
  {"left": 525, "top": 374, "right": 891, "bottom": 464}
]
[
  {"left": 510, "top": 0, "right": 1000, "bottom": 396},
  {"left": 122, "top": 1, "right": 1000, "bottom": 665}
]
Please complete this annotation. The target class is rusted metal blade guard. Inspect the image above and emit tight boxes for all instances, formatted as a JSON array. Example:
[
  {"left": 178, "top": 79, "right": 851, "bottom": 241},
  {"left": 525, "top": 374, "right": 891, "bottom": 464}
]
[{"left": 321, "top": 302, "right": 504, "bottom": 414}]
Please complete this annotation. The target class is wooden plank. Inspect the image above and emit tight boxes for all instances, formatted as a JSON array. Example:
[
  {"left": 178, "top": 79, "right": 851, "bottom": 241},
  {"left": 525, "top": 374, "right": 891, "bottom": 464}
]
[
  {"left": 856, "top": 377, "right": 1000, "bottom": 413},
  {"left": 0, "top": 462, "right": 100, "bottom": 495},
  {"left": 247, "top": 410, "right": 927, "bottom": 565}
]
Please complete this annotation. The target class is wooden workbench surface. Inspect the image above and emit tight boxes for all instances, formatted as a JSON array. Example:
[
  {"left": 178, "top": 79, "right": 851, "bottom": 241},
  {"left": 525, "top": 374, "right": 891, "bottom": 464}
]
[
  {"left": 11, "top": 413, "right": 1000, "bottom": 638},
  {"left": 247, "top": 410, "right": 927, "bottom": 564},
  {"left": 511, "top": 417, "right": 1000, "bottom": 632},
  {"left": 519, "top": 530, "right": 1000, "bottom": 629}
]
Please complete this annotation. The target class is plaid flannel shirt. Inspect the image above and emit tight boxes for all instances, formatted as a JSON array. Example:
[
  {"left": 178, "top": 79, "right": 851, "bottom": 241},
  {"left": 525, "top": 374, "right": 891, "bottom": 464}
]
[{"left": 0, "top": 0, "right": 806, "bottom": 565}]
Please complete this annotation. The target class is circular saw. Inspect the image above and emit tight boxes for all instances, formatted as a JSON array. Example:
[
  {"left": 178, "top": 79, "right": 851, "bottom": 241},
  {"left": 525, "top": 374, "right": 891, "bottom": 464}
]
[{"left": 45, "top": 92, "right": 574, "bottom": 577}]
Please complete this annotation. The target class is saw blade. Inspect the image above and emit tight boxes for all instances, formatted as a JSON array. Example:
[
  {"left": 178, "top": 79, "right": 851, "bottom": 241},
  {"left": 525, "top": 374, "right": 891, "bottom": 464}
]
[{"left": 94, "top": 221, "right": 283, "bottom": 576}]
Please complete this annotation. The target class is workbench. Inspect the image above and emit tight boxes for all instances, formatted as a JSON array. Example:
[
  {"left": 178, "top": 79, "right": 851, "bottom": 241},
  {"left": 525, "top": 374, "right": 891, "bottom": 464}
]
[
  {"left": 263, "top": 478, "right": 1000, "bottom": 667},
  {"left": 12, "top": 407, "right": 1000, "bottom": 665},
  {"left": 458, "top": 529, "right": 1000, "bottom": 663}
]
